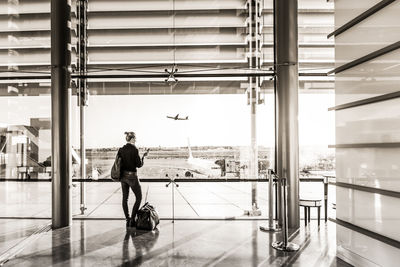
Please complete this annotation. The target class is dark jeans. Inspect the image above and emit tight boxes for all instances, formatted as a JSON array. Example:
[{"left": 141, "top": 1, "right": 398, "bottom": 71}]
[{"left": 121, "top": 171, "right": 142, "bottom": 220}]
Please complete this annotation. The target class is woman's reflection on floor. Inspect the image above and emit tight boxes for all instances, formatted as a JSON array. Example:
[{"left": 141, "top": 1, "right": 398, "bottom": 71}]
[{"left": 122, "top": 228, "right": 160, "bottom": 265}]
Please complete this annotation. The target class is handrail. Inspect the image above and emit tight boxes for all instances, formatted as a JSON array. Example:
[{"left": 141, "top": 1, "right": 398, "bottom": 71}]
[
  {"left": 0, "top": 177, "right": 329, "bottom": 183},
  {"left": 0, "top": 72, "right": 329, "bottom": 81}
]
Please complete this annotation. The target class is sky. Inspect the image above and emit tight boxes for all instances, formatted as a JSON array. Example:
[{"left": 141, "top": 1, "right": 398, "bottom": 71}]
[{"left": 1, "top": 93, "right": 334, "bottom": 150}]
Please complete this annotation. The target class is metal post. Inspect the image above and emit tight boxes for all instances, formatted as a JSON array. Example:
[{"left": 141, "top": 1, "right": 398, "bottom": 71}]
[
  {"left": 272, "top": 178, "right": 299, "bottom": 251},
  {"left": 51, "top": 0, "right": 72, "bottom": 229},
  {"left": 77, "top": 0, "right": 88, "bottom": 215},
  {"left": 274, "top": 0, "right": 300, "bottom": 230},
  {"left": 166, "top": 175, "right": 179, "bottom": 223},
  {"left": 79, "top": 98, "right": 86, "bottom": 214},
  {"left": 260, "top": 170, "right": 281, "bottom": 232},
  {"left": 247, "top": 0, "right": 261, "bottom": 215}
]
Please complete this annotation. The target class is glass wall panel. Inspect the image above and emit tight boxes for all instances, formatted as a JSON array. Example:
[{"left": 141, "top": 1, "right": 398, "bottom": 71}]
[
  {"left": 0, "top": 93, "right": 51, "bottom": 179},
  {"left": 299, "top": 93, "right": 335, "bottom": 176},
  {"left": 81, "top": 91, "right": 274, "bottom": 180},
  {"left": 0, "top": 0, "right": 337, "bottom": 221}
]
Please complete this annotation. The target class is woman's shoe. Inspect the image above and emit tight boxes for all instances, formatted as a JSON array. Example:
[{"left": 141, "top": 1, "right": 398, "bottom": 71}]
[
  {"left": 126, "top": 218, "right": 131, "bottom": 227},
  {"left": 129, "top": 218, "right": 136, "bottom": 228}
]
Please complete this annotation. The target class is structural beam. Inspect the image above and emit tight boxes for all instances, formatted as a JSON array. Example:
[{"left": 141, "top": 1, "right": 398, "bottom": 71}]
[
  {"left": 51, "top": 0, "right": 72, "bottom": 229},
  {"left": 274, "top": 0, "right": 300, "bottom": 230}
]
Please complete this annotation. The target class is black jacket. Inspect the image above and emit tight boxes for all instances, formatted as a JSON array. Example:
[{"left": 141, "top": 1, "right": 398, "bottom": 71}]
[{"left": 117, "top": 143, "right": 143, "bottom": 172}]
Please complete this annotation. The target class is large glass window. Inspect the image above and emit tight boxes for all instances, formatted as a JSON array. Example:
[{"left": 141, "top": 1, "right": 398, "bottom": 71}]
[{"left": 0, "top": 0, "right": 335, "bottom": 220}]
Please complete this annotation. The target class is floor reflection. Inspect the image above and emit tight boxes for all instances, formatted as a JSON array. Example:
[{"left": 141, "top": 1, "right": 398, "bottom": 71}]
[
  {"left": 122, "top": 228, "right": 159, "bottom": 265},
  {"left": 3, "top": 220, "right": 351, "bottom": 267}
]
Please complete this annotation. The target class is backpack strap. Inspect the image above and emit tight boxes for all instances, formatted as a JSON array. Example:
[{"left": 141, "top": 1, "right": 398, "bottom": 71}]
[{"left": 144, "top": 186, "right": 149, "bottom": 203}]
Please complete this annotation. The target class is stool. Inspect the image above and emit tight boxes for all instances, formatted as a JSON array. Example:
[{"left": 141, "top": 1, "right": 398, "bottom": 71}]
[{"left": 300, "top": 199, "right": 322, "bottom": 226}]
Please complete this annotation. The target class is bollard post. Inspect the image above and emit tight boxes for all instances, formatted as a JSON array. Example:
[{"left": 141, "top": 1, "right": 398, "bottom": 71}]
[
  {"left": 272, "top": 177, "right": 299, "bottom": 251},
  {"left": 260, "top": 170, "right": 281, "bottom": 232}
]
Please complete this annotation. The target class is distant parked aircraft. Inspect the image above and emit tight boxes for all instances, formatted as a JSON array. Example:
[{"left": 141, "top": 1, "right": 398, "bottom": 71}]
[
  {"left": 167, "top": 114, "right": 189, "bottom": 120},
  {"left": 144, "top": 139, "right": 220, "bottom": 178}
]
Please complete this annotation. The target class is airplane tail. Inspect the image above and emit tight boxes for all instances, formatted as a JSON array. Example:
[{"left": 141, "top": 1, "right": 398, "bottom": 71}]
[{"left": 187, "top": 138, "right": 193, "bottom": 159}]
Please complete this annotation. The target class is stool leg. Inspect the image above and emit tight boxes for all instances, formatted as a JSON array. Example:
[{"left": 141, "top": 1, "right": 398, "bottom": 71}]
[
  {"left": 308, "top": 207, "right": 311, "bottom": 223},
  {"left": 304, "top": 207, "right": 307, "bottom": 226},
  {"left": 318, "top": 206, "right": 321, "bottom": 226}
]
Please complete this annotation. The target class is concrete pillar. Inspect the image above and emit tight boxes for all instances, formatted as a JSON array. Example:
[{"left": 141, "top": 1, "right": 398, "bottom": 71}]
[
  {"left": 274, "top": 0, "right": 300, "bottom": 230},
  {"left": 51, "top": 0, "right": 72, "bottom": 229}
]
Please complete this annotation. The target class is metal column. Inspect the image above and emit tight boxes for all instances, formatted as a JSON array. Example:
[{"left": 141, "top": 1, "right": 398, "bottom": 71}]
[
  {"left": 51, "top": 0, "right": 72, "bottom": 229},
  {"left": 274, "top": 0, "right": 300, "bottom": 230},
  {"left": 77, "top": 0, "right": 88, "bottom": 215},
  {"left": 247, "top": 0, "right": 262, "bottom": 213}
]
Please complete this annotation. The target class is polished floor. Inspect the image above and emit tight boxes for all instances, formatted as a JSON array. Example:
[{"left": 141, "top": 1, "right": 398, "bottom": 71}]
[{"left": 1, "top": 220, "right": 351, "bottom": 267}]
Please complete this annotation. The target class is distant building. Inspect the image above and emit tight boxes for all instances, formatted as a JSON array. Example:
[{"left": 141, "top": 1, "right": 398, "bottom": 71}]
[{"left": 0, "top": 119, "right": 49, "bottom": 179}]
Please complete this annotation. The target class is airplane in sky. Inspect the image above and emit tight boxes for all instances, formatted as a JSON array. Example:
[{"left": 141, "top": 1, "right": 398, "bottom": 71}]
[{"left": 167, "top": 114, "right": 189, "bottom": 121}]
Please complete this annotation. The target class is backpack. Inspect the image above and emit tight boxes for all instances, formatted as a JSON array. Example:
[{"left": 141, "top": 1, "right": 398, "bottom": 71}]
[
  {"left": 111, "top": 150, "right": 121, "bottom": 182},
  {"left": 136, "top": 202, "right": 160, "bottom": 231}
]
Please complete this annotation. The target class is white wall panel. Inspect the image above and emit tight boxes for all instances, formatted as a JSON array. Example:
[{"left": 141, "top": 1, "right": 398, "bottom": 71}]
[
  {"left": 335, "top": 1, "right": 400, "bottom": 66},
  {"left": 89, "top": 29, "right": 244, "bottom": 46},
  {"left": 0, "top": 16, "right": 49, "bottom": 31},
  {"left": 334, "top": 0, "right": 381, "bottom": 28},
  {"left": 0, "top": 0, "right": 49, "bottom": 15},
  {"left": 336, "top": 97, "right": 400, "bottom": 144},
  {"left": 299, "top": 47, "right": 334, "bottom": 60},
  {"left": 88, "top": 12, "right": 246, "bottom": 30},
  {"left": 335, "top": 48, "right": 400, "bottom": 105},
  {"left": 336, "top": 148, "right": 400, "bottom": 192},
  {"left": 0, "top": 32, "right": 49, "bottom": 48},
  {"left": 88, "top": 47, "right": 245, "bottom": 63},
  {"left": 337, "top": 224, "right": 400, "bottom": 267},
  {"left": 0, "top": 50, "right": 49, "bottom": 65},
  {"left": 337, "top": 187, "right": 400, "bottom": 241},
  {"left": 89, "top": 0, "right": 246, "bottom": 12}
]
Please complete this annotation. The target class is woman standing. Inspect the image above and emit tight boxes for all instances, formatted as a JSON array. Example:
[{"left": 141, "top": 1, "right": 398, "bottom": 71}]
[{"left": 118, "top": 131, "right": 148, "bottom": 227}]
